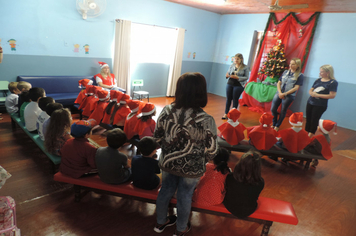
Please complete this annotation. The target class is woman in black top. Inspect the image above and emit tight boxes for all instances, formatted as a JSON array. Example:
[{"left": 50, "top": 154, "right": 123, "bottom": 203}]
[
  {"left": 223, "top": 150, "right": 264, "bottom": 218},
  {"left": 222, "top": 53, "right": 249, "bottom": 120}
]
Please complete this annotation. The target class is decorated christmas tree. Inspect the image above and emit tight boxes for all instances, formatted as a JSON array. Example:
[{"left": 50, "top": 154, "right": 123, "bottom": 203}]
[{"left": 258, "top": 39, "right": 288, "bottom": 79}]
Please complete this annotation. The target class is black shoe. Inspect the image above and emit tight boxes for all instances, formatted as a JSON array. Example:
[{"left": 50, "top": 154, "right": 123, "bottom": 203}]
[
  {"left": 173, "top": 222, "right": 191, "bottom": 236},
  {"left": 154, "top": 215, "right": 177, "bottom": 233},
  {"left": 221, "top": 115, "right": 228, "bottom": 120}
]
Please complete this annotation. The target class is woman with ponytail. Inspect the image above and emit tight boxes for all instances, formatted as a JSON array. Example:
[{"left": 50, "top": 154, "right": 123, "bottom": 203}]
[{"left": 193, "top": 148, "right": 231, "bottom": 207}]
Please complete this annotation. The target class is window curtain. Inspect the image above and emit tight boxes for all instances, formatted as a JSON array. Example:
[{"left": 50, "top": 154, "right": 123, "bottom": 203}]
[
  {"left": 240, "top": 12, "right": 320, "bottom": 113},
  {"left": 166, "top": 28, "right": 185, "bottom": 97},
  {"left": 113, "top": 19, "right": 132, "bottom": 95}
]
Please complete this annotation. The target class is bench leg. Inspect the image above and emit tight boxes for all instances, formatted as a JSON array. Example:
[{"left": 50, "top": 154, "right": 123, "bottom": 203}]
[
  {"left": 261, "top": 222, "right": 273, "bottom": 236},
  {"left": 304, "top": 161, "right": 311, "bottom": 170}
]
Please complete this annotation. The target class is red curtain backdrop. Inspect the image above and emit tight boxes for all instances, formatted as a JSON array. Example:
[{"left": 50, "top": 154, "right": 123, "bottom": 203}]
[{"left": 240, "top": 12, "right": 320, "bottom": 113}]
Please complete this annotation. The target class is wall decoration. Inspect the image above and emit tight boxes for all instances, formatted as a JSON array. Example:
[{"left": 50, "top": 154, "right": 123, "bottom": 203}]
[
  {"left": 187, "top": 52, "right": 191, "bottom": 58},
  {"left": 231, "top": 56, "right": 234, "bottom": 63},
  {"left": 83, "top": 44, "right": 89, "bottom": 54},
  {"left": 193, "top": 52, "right": 196, "bottom": 59},
  {"left": 225, "top": 55, "right": 229, "bottom": 61},
  {"left": 7, "top": 39, "right": 16, "bottom": 51},
  {"left": 74, "top": 44, "right": 80, "bottom": 53}
]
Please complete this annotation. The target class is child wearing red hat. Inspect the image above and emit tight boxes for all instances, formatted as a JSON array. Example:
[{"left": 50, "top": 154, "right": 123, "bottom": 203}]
[
  {"left": 89, "top": 90, "right": 110, "bottom": 124},
  {"left": 134, "top": 102, "right": 156, "bottom": 139},
  {"left": 247, "top": 113, "right": 278, "bottom": 150},
  {"left": 124, "top": 100, "right": 144, "bottom": 140},
  {"left": 60, "top": 119, "right": 98, "bottom": 178},
  {"left": 75, "top": 79, "right": 93, "bottom": 105},
  {"left": 218, "top": 108, "right": 246, "bottom": 145},
  {"left": 111, "top": 94, "right": 131, "bottom": 130},
  {"left": 81, "top": 86, "right": 103, "bottom": 117},
  {"left": 304, "top": 119, "right": 336, "bottom": 167},
  {"left": 278, "top": 112, "right": 311, "bottom": 153},
  {"left": 101, "top": 90, "right": 123, "bottom": 127}
]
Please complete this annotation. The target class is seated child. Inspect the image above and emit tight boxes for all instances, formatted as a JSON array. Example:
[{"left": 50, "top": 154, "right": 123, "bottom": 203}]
[
  {"left": 36, "top": 97, "right": 55, "bottom": 141},
  {"left": 81, "top": 86, "right": 103, "bottom": 117},
  {"left": 304, "top": 119, "right": 336, "bottom": 168},
  {"left": 111, "top": 93, "right": 131, "bottom": 129},
  {"left": 24, "top": 87, "right": 46, "bottom": 132},
  {"left": 75, "top": 79, "right": 93, "bottom": 105},
  {"left": 193, "top": 148, "right": 231, "bottom": 206},
  {"left": 44, "top": 108, "right": 72, "bottom": 156},
  {"left": 124, "top": 100, "right": 143, "bottom": 140},
  {"left": 5, "top": 82, "right": 20, "bottom": 114},
  {"left": 218, "top": 108, "right": 246, "bottom": 145},
  {"left": 101, "top": 90, "right": 124, "bottom": 128},
  {"left": 131, "top": 137, "right": 161, "bottom": 190},
  {"left": 42, "top": 103, "right": 64, "bottom": 141},
  {"left": 95, "top": 128, "right": 131, "bottom": 184},
  {"left": 17, "top": 81, "right": 32, "bottom": 116},
  {"left": 89, "top": 89, "right": 110, "bottom": 124},
  {"left": 133, "top": 102, "right": 156, "bottom": 139},
  {"left": 277, "top": 112, "right": 311, "bottom": 153},
  {"left": 60, "top": 119, "right": 98, "bottom": 178},
  {"left": 247, "top": 112, "right": 278, "bottom": 150},
  {"left": 19, "top": 91, "right": 31, "bottom": 124},
  {"left": 223, "top": 150, "right": 265, "bottom": 218}
]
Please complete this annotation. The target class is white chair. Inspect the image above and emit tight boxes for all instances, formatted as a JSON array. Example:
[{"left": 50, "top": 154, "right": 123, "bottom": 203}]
[{"left": 132, "top": 79, "right": 149, "bottom": 102}]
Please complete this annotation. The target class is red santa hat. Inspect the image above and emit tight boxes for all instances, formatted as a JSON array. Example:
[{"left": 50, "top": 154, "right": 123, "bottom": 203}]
[
  {"left": 226, "top": 108, "right": 241, "bottom": 127},
  {"left": 85, "top": 85, "right": 96, "bottom": 96},
  {"left": 127, "top": 100, "right": 141, "bottom": 113},
  {"left": 141, "top": 102, "right": 156, "bottom": 116},
  {"left": 319, "top": 119, "right": 337, "bottom": 135},
  {"left": 78, "top": 79, "right": 93, "bottom": 88},
  {"left": 289, "top": 112, "right": 303, "bottom": 126},
  {"left": 119, "top": 94, "right": 131, "bottom": 104},
  {"left": 98, "top": 61, "right": 109, "bottom": 69},
  {"left": 259, "top": 113, "right": 273, "bottom": 127},
  {"left": 97, "top": 90, "right": 110, "bottom": 101}
]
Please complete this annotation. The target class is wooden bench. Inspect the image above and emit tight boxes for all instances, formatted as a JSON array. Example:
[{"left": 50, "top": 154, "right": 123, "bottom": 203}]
[
  {"left": 54, "top": 172, "right": 298, "bottom": 236},
  {"left": 218, "top": 137, "right": 327, "bottom": 170},
  {"left": 10, "top": 113, "right": 62, "bottom": 169}
]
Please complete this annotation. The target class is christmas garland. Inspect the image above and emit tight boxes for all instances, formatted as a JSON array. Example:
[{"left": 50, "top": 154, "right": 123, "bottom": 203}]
[{"left": 257, "top": 12, "right": 321, "bottom": 70}]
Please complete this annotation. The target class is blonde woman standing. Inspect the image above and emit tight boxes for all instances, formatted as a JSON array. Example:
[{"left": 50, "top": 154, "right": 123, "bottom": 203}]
[
  {"left": 222, "top": 53, "right": 249, "bottom": 120},
  {"left": 305, "top": 65, "right": 338, "bottom": 137},
  {"left": 271, "top": 58, "right": 304, "bottom": 131}
]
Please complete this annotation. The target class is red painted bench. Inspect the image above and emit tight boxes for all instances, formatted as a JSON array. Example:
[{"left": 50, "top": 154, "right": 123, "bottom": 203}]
[{"left": 54, "top": 172, "right": 298, "bottom": 236}]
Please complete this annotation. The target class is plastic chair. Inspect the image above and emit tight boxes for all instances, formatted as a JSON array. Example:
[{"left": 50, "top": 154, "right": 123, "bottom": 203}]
[
  {"left": 132, "top": 79, "right": 149, "bottom": 102},
  {"left": 0, "top": 81, "right": 9, "bottom": 105}
]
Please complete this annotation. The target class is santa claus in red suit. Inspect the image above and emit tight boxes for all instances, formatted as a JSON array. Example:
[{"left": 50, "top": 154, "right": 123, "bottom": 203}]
[
  {"left": 278, "top": 112, "right": 311, "bottom": 153},
  {"left": 218, "top": 108, "right": 246, "bottom": 145},
  {"left": 247, "top": 113, "right": 278, "bottom": 150}
]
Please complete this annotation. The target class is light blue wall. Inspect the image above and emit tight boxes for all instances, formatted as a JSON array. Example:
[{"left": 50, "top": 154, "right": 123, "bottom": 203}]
[{"left": 211, "top": 13, "right": 355, "bottom": 130}]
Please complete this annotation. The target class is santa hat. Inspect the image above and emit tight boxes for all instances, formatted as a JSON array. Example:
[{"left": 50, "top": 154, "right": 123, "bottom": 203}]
[
  {"left": 259, "top": 113, "right": 273, "bottom": 127},
  {"left": 85, "top": 85, "right": 95, "bottom": 96},
  {"left": 227, "top": 108, "right": 241, "bottom": 122},
  {"left": 141, "top": 103, "right": 156, "bottom": 116},
  {"left": 289, "top": 112, "right": 303, "bottom": 126},
  {"left": 119, "top": 94, "right": 131, "bottom": 105},
  {"left": 98, "top": 61, "right": 109, "bottom": 69},
  {"left": 127, "top": 100, "right": 141, "bottom": 113},
  {"left": 78, "top": 79, "right": 93, "bottom": 88},
  {"left": 97, "top": 90, "right": 110, "bottom": 101},
  {"left": 319, "top": 119, "right": 337, "bottom": 135},
  {"left": 110, "top": 90, "right": 120, "bottom": 101}
]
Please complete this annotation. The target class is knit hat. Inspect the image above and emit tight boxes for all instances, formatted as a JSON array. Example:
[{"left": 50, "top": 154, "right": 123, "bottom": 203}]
[
  {"left": 319, "top": 119, "right": 337, "bottom": 135},
  {"left": 71, "top": 119, "right": 97, "bottom": 138},
  {"left": 127, "top": 100, "right": 141, "bottom": 113},
  {"left": 78, "top": 79, "right": 93, "bottom": 88},
  {"left": 141, "top": 102, "right": 156, "bottom": 116},
  {"left": 289, "top": 112, "right": 303, "bottom": 126},
  {"left": 97, "top": 90, "right": 109, "bottom": 101},
  {"left": 98, "top": 61, "right": 109, "bottom": 69},
  {"left": 259, "top": 113, "right": 273, "bottom": 127},
  {"left": 119, "top": 94, "right": 131, "bottom": 105}
]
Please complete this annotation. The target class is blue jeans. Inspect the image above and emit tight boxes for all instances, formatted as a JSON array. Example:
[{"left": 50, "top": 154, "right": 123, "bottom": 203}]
[
  {"left": 271, "top": 93, "right": 295, "bottom": 128},
  {"left": 156, "top": 171, "right": 200, "bottom": 232},
  {"left": 225, "top": 84, "right": 244, "bottom": 114}
]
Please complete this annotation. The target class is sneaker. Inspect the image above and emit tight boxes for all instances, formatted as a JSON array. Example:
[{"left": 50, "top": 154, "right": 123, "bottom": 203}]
[
  {"left": 173, "top": 222, "right": 191, "bottom": 236},
  {"left": 154, "top": 215, "right": 177, "bottom": 233}
]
